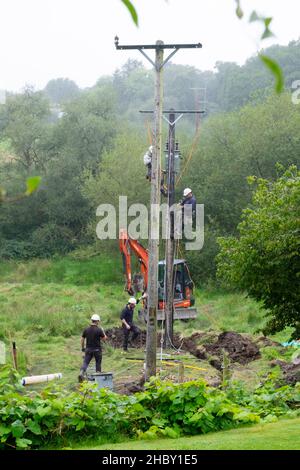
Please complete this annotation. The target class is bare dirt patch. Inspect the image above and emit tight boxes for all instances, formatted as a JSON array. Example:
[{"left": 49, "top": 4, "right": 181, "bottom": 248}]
[
  {"left": 106, "top": 328, "right": 261, "bottom": 369},
  {"left": 271, "top": 360, "right": 300, "bottom": 386}
]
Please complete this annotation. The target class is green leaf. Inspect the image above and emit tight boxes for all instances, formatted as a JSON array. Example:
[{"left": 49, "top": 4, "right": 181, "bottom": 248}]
[
  {"left": 249, "top": 11, "right": 259, "bottom": 22},
  {"left": 75, "top": 421, "right": 86, "bottom": 431},
  {"left": 235, "top": 0, "right": 243, "bottom": 19},
  {"left": 261, "top": 27, "right": 274, "bottom": 40},
  {"left": 36, "top": 405, "right": 52, "bottom": 417},
  {"left": 11, "top": 420, "right": 25, "bottom": 438},
  {"left": 0, "top": 424, "right": 11, "bottom": 436},
  {"left": 25, "top": 176, "right": 41, "bottom": 196},
  {"left": 27, "top": 420, "right": 42, "bottom": 435},
  {"left": 16, "top": 437, "right": 32, "bottom": 449},
  {"left": 121, "top": 0, "right": 138, "bottom": 26},
  {"left": 164, "top": 426, "right": 179, "bottom": 439},
  {"left": 264, "top": 17, "right": 273, "bottom": 28},
  {"left": 152, "top": 417, "right": 167, "bottom": 427},
  {"left": 260, "top": 55, "right": 284, "bottom": 93}
]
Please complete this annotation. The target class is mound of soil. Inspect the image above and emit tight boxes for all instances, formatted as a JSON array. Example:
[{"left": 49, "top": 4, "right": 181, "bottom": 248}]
[
  {"left": 204, "top": 331, "right": 261, "bottom": 365},
  {"left": 254, "top": 336, "right": 281, "bottom": 348},
  {"left": 114, "top": 379, "right": 145, "bottom": 395},
  {"left": 173, "top": 332, "right": 209, "bottom": 360},
  {"left": 106, "top": 327, "right": 146, "bottom": 349},
  {"left": 271, "top": 360, "right": 300, "bottom": 386},
  {"left": 106, "top": 328, "right": 261, "bottom": 371}
]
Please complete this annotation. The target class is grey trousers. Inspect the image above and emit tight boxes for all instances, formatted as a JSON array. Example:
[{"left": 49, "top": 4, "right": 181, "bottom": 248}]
[{"left": 81, "top": 349, "right": 102, "bottom": 373}]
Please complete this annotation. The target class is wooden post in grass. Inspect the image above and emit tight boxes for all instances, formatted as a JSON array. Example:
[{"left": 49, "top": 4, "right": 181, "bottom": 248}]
[
  {"left": 221, "top": 348, "right": 230, "bottom": 389},
  {"left": 178, "top": 361, "right": 184, "bottom": 383},
  {"left": 12, "top": 342, "right": 18, "bottom": 370}
]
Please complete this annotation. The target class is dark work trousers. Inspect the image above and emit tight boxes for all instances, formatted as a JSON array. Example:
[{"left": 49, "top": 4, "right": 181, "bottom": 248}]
[
  {"left": 81, "top": 348, "right": 102, "bottom": 373},
  {"left": 122, "top": 324, "right": 140, "bottom": 351}
]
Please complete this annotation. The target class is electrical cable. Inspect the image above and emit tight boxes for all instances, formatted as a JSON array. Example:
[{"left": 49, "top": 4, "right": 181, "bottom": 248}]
[{"left": 175, "top": 121, "right": 202, "bottom": 187}]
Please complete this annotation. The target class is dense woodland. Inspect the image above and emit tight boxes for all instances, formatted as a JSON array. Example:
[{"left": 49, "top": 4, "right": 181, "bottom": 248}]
[{"left": 0, "top": 40, "right": 300, "bottom": 283}]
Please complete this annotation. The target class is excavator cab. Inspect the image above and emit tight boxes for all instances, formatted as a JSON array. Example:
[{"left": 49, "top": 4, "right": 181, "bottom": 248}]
[
  {"left": 158, "top": 260, "right": 195, "bottom": 307},
  {"left": 119, "top": 229, "right": 197, "bottom": 321}
]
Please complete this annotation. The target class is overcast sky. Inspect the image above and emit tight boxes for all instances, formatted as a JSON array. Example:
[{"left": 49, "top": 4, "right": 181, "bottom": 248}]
[{"left": 0, "top": 0, "right": 299, "bottom": 92}]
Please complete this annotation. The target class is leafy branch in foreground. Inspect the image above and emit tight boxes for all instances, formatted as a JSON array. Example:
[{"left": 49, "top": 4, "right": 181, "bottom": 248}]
[
  {"left": 0, "top": 176, "right": 41, "bottom": 204},
  {"left": 121, "top": 0, "right": 285, "bottom": 93},
  {"left": 235, "top": 2, "right": 284, "bottom": 93},
  {"left": 121, "top": 0, "right": 138, "bottom": 26}
]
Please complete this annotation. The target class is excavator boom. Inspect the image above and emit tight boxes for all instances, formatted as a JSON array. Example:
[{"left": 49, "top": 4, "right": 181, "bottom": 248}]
[
  {"left": 119, "top": 228, "right": 148, "bottom": 295},
  {"left": 119, "top": 229, "right": 197, "bottom": 320}
]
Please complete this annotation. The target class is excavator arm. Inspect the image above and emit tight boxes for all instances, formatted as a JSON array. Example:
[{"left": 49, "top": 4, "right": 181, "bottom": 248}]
[
  {"left": 119, "top": 229, "right": 196, "bottom": 321},
  {"left": 119, "top": 229, "right": 148, "bottom": 295}
]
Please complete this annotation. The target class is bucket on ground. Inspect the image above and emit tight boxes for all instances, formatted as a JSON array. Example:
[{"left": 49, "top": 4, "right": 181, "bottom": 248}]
[{"left": 87, "top": 372, "right": 113, "bottom": 390}]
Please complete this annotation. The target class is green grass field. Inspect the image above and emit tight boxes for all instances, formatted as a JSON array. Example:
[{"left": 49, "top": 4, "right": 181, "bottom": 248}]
[
  {"left": 74, "top": 417, "right": 300, "bottom": 450},
  {"left": 0, "top": 256, "right": 298, "bottom": 450},
  {"left": 0, "top": 256, "right": 294, "bottom": 390},
  {"left": 0, "top": 256, "right": 271, "bottom": 338}
]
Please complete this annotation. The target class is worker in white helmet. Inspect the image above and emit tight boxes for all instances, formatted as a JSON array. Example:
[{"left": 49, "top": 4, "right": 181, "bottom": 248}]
[
  {"left": 79, "top": 313, "right": 107, "bottom": 382},
  {"left": 120, "top": 297, "right": 141, "bottom": 352},
  {"left": 143, "top": 144, "right": 168, "bottom": 197},
  {"left": 143, "top": 145, "right": 153, "bottom": 180},
  {"left": 179, "top": 188, "right": 197, "bottom": 233},
  {"left": 180, "top": 188, "right": 196, "bottom": 213}
]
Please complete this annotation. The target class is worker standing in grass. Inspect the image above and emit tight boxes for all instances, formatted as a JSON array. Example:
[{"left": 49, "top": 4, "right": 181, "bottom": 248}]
[
  {"left": 78, "top": 314, "right": 107, "bottom": 382},
  {"left": 120, "top": 297, "right": 141, "bottom": 352}
]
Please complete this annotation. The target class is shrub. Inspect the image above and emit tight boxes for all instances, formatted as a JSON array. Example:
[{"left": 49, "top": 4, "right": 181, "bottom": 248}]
[{"left": 0, "top": 366, "right": 299, "bottom": 449}]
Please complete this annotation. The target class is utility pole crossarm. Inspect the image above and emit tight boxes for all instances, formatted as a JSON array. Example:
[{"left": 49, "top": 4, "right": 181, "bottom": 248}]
[
  {"left": 114, "top": 37, "right": 202, "bottom": 71},
  {"left": 140, "top": 110, "right": 206, "bottom": 114},
  {"left": 140, "top": 110, "right": 206, "bottom": 126},
  {"left": 114, "top": 37, "right": 202, "bottom": 50}
]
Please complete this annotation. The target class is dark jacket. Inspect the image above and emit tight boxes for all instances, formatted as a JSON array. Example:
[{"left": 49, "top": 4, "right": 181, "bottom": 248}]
[
  {"left": 182, "top": 195, "right": 196, "bottom": 213},
  {"left": 120, "top": 305, "right": 135, "bottom": 326},
  {"left": 82, "top": 325, "right": 105, "bottom": 351}
]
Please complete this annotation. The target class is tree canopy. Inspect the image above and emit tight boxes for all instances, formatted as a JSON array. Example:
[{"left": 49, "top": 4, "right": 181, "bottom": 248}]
[{"left": 217, "top": 166, "right": 300, "bottom": 338}]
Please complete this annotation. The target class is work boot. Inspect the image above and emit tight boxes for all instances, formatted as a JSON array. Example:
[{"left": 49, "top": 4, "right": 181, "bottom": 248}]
[{"left": 78, "top": 369, "right": 86, "bottom": 383}]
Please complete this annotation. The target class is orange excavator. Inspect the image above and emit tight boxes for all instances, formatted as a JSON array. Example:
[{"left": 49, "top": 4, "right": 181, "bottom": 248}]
[{"left": 119, "top": 229, "right": 197, "bottom": 321}]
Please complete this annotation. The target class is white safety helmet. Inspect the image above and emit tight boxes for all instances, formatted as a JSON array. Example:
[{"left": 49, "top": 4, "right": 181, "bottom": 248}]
[
  {"left": 128, "top": 297, "right": 137, "bottom": 305},
  {"left": 91, "top": 314, "right": 100, "bottom": 322},
  {"left": 183, "top": 188, "right": 192, "bottom": 197},
  {"left": 143, "top": 153, "right": 152, "bottom": 166}
]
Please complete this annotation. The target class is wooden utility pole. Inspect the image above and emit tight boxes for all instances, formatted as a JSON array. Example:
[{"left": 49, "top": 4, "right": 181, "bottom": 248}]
[
  {"left": 164, "top": 110, "right": 176, "bottom": 348},
  {"left": 145, "top": 41, "right": 164, "bottom": 379},
  {"left": 12, "top": 341, "right": 17, "bottom": 370},
  {"left": 163, "top": 110, "right": 204, "bottom": 347},
  {"left": 140, "top": 109, "right": 205, "bottom": 351},
  {"left": 115, "top": 38, "right": 202, "bottom": 380}
]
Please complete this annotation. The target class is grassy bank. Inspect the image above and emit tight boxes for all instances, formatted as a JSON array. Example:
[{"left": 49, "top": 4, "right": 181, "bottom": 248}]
[
  {"left": 74, "top": 417, "right": 300, "bottom": 450},
  {"left": 0, "top": 256, "right": 270, "bottom": 336},
  {"left": 0, "top": 255, "right": 123, "bottom": 285}
]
